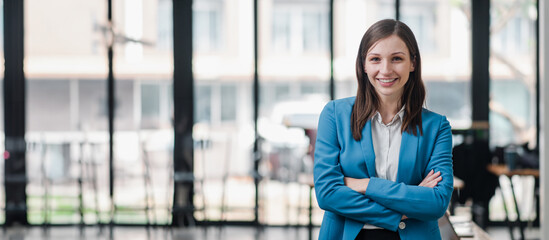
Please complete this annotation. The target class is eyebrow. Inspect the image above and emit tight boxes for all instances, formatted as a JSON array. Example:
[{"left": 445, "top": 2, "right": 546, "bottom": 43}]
[{"left": 367, "top": 52, "right": 407, "bottom": 56}]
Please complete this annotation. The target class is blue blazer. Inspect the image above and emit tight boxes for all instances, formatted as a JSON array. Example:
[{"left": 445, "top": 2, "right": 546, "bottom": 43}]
[{"left": 314, "top": 97, "right": 453, "bottom": 240}]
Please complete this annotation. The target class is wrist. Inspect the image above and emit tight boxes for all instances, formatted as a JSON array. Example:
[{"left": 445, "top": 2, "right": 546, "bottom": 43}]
[{"left": 362, "top": 178, "right": 370, "bottom": 193}]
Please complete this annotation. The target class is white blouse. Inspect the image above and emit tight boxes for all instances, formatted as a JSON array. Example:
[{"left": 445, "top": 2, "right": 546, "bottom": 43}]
[
  {"left": 364, "top": 106, "right": 405, "bottom": 229},
  {"left": 371, "top": 107, "right": 405, "bottom": 181}
]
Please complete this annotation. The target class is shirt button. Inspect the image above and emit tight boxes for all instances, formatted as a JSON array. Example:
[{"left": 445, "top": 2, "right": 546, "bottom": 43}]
[{"left": 399, "top": 221, "right": 406, "bottom": 229}]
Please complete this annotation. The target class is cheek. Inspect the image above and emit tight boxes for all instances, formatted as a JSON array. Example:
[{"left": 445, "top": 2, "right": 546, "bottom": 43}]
[
  {"left": 364, "top": 65, "right": 377, "bottom": 75},
  {"left": 396, "top": 65, "right": 411, "bottom": 76}
]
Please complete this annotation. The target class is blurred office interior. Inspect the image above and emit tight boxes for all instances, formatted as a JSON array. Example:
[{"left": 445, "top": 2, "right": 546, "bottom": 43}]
[{"left": 0, "top": 0, "right": 548, "bottom": 239}]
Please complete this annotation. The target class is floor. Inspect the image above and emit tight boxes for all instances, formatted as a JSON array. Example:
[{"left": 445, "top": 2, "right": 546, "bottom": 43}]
[{"left": 0, "top": 225, "right": 540, "bottom": 240}]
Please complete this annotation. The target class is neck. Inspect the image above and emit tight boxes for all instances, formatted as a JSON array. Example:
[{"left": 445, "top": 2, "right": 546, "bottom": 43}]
[{"left": 378, "top": 97, "right": 401, "bottom": 124}]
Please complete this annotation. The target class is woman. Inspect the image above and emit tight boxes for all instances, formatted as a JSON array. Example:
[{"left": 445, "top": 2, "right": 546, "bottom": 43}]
[{"left": 313, "top": 19, "right": 453, "bottom": 240}]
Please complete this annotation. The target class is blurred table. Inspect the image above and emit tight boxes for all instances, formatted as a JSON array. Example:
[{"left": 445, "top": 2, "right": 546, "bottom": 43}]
[
  {"left": 486, "top": 164, "right": 539, "bottom": 177},
  {"left": 486, "top": 164, "right": 539, "bottom": 240}
]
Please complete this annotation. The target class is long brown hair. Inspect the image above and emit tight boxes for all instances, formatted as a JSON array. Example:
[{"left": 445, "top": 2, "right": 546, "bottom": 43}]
[{"left": 351, "top": 19, "right": 425, "bottom": 141}]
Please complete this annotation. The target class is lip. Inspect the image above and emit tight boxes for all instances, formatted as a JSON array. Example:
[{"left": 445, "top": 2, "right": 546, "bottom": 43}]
[{"left": 376, "top": 78, "right": 398, "bottom": 87}]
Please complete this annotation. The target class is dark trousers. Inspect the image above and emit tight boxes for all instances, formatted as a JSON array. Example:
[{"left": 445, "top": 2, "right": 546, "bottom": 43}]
[{"left": 354, "top": 229, "right": 401, "bottom": 240}]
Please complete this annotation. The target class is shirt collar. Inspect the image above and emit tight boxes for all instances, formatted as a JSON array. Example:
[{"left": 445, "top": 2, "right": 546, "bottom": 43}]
[{"left": 374, "top": 105, "right": 406, "bottom": 126}]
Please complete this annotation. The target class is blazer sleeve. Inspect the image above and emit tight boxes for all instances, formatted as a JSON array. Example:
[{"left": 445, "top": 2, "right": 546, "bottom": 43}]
[
  {"left": 364, "top": 115, "right": 454, "bottom": 221},
  {"left": 313, "top": 101, "right": 402, "bottom": 231}
]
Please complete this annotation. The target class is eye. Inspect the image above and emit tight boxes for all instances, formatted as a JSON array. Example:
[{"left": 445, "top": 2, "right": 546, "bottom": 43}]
[
  {"left": 392, "top": 56, "right": 403, "bottom": 61},
  {"left": 369, "top": 57, "right": 380, "bottom": 62}
]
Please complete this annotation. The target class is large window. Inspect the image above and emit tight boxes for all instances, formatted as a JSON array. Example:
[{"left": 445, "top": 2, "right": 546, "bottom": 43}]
[
  {"left": 112, "top": 0, "right": 174, "bottom": 224},
  {"left": 259, "top": 0, "right": 330, "bottom": 225},
  {"left": 11, "top": 0, "right": 538, "bottom": 228},
  {"left": 25, "top": 0, "right": 109, "bottom": 224},
  {"left": 193, "top": 0, "right": 255, "bottom": 222},
  {"left": 24, "top": 0, "right": 174, "bottom": 225},
  {"left": 489, "top": 0, "right": 537, "bottom": 223},
  {"left": 489, "top": 0, "right": 537, "bottom": 148}
]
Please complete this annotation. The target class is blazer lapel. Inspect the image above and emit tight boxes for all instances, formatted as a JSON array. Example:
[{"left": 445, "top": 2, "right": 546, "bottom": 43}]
[
  {"left": 360, "top": 120, "right": 377, "bottom": 178},
  {"left": 397, "top": 129, "right": 419, "bottom": 183}
]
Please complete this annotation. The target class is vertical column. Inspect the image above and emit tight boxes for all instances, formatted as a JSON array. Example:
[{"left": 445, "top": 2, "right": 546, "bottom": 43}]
[
  {"left": 395, "top": 0, "right": 400, "bottom": 20},
  {"left": 3, "top": 0, "right": 28, "bottom": 225},
  {"left": 471, "top": 0, "right": 491, "bottom": 227},
  {"left": 252, "top": 0, "right": 260, "bottom": 225},
  {"left": 471, "top": 0, "right": 490, "bottom": 125},
  {"left": 539, "top": 0, "right": 549, "bottom": 237},
  {"left": 107, "top": 0, "right": 116, "bottom": 224},
  {"left": 172, "top": 0, "right": 194, "bottom": 226}
]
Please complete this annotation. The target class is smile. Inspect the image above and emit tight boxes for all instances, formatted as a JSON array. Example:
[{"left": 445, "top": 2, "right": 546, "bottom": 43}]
[{"left": 377, "top": 78, "right": 398, "bottom": 83}]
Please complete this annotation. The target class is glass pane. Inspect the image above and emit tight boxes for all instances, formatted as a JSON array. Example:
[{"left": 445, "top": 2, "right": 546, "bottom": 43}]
[
  {"left": 112, "top": 0, "right": 174, "bottom": 224},
  {"left": 401, "top": 0, "right": 472, "bottom": 129},
  {"left": 489, "top": 0, "right": 537, "bottom": 148},
  {"left": 488, "top": 0, "right": 537, "bottom": 222},
  {"left": 193, "top": 0, "right": 255, "bottom": 222},
  {"left": 334, "top": 0, "right": 395, "bottom": 99},
  {"left": 25, "top": 0, "right": 109, "bottom": 224},
  {"left": 259, "top": 0, "right": 330, "bottom": 225}
]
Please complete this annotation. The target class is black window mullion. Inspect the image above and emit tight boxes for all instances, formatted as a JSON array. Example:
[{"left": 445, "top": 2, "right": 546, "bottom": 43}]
[
  {"left": 472, "top": 0, "right": 490, "bottom": 125},
  {"left": 172, "top": 0, "right": 195, "bottom": 227},
  {"left": 396, "top": 0, "right": 400, "bottom": 20},
  {"left": 329, "top": 0, "right": 334, "bottom": 100},
  {"left": 107, "top": 0, "right": 115, "bottom": 224},
  {"left": 252, "top": 0, "right": 260, "bottom": 225},
  {"left": 3, "top": 0, "right": 28, "bottom": 226}
]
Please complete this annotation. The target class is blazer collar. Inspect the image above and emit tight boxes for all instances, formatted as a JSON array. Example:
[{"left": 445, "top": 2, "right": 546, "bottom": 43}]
[
  {"left": 360, "top": 120, "right": 419, "bottom": 182},
  {"left": 360, "top": 120, "right": 377, "bottom": 178},
  {"left": 396, "top": 129, "right": 419, "bottom": 183}
]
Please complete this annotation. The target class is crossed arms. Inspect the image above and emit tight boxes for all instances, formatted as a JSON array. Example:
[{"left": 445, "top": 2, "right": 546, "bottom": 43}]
[{"left": 313, "top": 101, "right": 454, "bottom": 230}]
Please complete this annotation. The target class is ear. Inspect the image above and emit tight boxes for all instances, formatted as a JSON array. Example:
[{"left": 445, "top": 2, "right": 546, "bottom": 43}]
[{"left": 410, "top": 57, "right": 416, "bottom": 72}]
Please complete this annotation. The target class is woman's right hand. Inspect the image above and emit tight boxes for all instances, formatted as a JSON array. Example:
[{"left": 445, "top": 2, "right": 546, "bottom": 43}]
[{"left": 419, "top": 170, "right": 442, "bottom": 188}]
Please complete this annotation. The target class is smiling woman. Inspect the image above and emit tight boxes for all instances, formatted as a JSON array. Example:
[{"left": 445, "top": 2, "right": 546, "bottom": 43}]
[{"left": 313, "top": 19, "right": 453, "bottom": 240}]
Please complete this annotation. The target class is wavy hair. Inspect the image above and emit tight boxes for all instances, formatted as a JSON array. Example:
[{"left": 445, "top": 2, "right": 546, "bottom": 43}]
[{"left": 351, "top": 19, "right": 425, "bottom": 141}]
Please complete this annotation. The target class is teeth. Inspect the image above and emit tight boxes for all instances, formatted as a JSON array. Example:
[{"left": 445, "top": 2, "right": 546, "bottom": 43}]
[{"left": 378, "top": 78, "right": 397, "bottom": 83}]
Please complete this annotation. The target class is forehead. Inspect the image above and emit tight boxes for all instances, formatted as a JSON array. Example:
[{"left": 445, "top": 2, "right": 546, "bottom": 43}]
[{"left": 367, "top": 35, "right": 409, "bottom": 55}]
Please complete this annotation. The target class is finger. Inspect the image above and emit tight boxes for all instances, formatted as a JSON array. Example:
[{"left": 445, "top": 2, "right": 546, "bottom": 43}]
[
  {"left": 419, "top": 179, "right": 433, "bottom": 187},
  {"left": 420, "top": 171, "right": 437, "bottom": 186},
  {"left": 427, "top": 177, "right": 443, "bottom": 188},
  {"left": 435, "top": 176, "right": 442, "bottom": 183},
  {"left": 428, "top": 171, "right": 441, "bottom": 181},
  {"left": 424, "top": 170, "right": 440, "bottom": 182}
]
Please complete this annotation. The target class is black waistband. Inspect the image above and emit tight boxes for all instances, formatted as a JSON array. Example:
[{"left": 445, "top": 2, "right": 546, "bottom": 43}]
[{"left": 356, "top": 228, "right": 400, "bottom": 240}]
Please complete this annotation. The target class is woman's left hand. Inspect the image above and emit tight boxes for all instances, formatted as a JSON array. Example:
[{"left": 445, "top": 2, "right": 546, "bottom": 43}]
[
  {"left": 344, "top": 177, "right": 370, "bottom": 194},
  {"left": 419, "top": 170, "right": 442, "bottom": 188}
]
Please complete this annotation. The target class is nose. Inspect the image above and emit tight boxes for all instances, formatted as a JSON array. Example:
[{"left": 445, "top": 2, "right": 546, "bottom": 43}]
[{"left": 380, "top": 60, "right": 393, "bottom": 74}]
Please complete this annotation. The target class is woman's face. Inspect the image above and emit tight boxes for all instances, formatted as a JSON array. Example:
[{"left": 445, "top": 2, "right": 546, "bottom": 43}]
[{"left": 364, "top": 34, "right": 415, "bottom": 101}]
